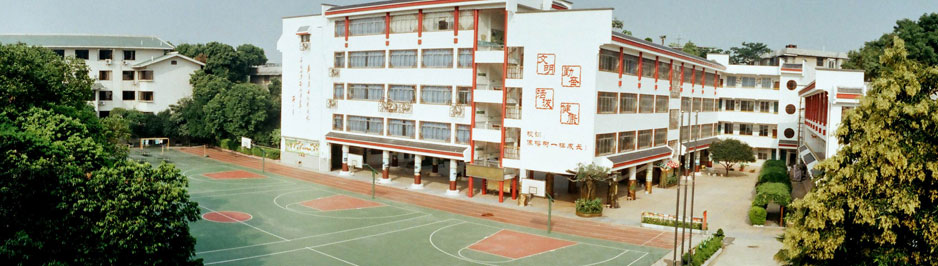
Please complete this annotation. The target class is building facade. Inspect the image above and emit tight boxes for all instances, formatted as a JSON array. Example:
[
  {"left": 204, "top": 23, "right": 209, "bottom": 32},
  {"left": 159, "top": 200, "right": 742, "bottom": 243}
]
[
  {"left": 277, "top": 0, "right": 863, "bottom": 199},
  {"left": 0, "top": 34, "right": 204, "bottom": 117}
]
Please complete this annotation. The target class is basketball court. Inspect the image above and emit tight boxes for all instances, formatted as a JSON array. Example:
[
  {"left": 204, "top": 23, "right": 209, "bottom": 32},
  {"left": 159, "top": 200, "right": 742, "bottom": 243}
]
[{"left": 130, "top": 148, "right": 667, "bottom": 265}]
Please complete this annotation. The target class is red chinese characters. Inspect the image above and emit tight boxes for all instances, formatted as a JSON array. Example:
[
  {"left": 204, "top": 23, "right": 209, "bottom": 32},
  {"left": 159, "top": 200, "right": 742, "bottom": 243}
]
[
  {"left": 534, "top": 88, "right": 554, "bottom": 110},
  {"left": 559, "top": 103, "right": 580, "bottom": 125},
  {"left": 561, "top": 65, "right": 581, "bottom": 87},
  {"left": 536, "top": 53, "right": 556, "bottom": 75}
]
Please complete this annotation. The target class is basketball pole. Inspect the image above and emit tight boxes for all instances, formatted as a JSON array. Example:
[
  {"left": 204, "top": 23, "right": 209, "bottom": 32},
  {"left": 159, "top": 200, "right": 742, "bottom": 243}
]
[{"left": 546, "top": 193, "right": 554, "bottom": 234}]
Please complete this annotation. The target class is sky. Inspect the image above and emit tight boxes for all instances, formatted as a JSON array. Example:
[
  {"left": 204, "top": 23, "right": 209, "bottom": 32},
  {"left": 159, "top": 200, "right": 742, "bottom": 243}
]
[{"left": 1, "top": 0, "right": 935, "bottom": 63}]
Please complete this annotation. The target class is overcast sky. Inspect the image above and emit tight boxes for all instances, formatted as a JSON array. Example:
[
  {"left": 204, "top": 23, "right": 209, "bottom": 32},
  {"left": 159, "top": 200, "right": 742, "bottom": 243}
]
[{"left": 2, "top": 0, "right": 935, "bottom": 63}]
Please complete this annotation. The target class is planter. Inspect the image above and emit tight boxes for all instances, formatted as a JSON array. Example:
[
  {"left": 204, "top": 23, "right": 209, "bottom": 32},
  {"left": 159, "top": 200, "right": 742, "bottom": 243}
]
[{"left": 576, "top": 210, "right": 602, "bottom": 217}]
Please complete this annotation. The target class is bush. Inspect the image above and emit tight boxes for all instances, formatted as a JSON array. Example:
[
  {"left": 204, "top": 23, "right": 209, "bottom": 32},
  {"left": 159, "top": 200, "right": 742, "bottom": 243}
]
[
  {"left": 575, "top": 198, "right": 603, "bottom": 214},
  {"left": 763, "top": 159, "right": 786, "bottom": 169},
  {"left": 641, "top": 216, "right": 704, "bottom": 230},
  {"left": 252, "top": 147, "right": 264, "bottom": 157},
  {"left": 682, "top": 230, "right": 726, "bottom": 266},
  {"left": 749, "top": 206, "right": 767, "bottom": 225},
  {"left": 220, "top": 139, "right": 232, "bottom": 150},
  {"left": 753, "top": 182, "right": 793, "bottom": 207},
  {"left": 265, "top": 149, "right": 280, "bottom": 160}
]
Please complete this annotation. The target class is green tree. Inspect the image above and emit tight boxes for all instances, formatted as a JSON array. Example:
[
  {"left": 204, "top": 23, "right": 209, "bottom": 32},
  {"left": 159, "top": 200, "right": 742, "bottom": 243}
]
[
  {"left": 730, "top": 42, "right": 771, "bottom": 65},
  {"left": 683, "top": 41, "right": 700, "bottom": 57},
  {"left": 709, "top": 138, "right": 756, "bottom": 175},
  {"left": 776, "top": 36, "right": 938, "bottom": 265},
  {"left": 0, "top": 43, "right": 93, "bottom": 112},
  {"left": 176, "top": 42, "right": 254, "bottom": 82},
  {"left": 237, "top": 44, "right": 268, "bottom": 66},
  {"left": 203, "top": 82, "right": 272, "bottom": 140},
  {"left": 843, "top": 13, "right": 938, "bottom": 79},
  {"left": 611, "top": 17, "right": 632, "bottom": 36},
  {"left": 566, "top": 163, "right": 618, "bottom": 202}
]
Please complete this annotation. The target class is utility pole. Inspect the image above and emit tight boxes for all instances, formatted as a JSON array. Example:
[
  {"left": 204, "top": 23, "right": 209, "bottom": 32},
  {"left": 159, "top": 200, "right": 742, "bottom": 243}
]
[
  {"left": 680, "top": 110, "right": 691, "bottom": 259},
  {"left": 687, "top": 110, "right": 701, "bottom": 255},
  {"left": 673, "top": 110, "right": 684, "bottom": 265}
]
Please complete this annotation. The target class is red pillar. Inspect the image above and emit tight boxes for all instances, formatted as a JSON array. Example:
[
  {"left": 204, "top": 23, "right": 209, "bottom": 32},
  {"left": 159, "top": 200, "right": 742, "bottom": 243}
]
[
  {"left": 382, "top": 168, "right": 389, "bottom": 179},
  {"left": 468, "top": 177, "right": 474, "bottom": 197},
  {"left": 511, "top": 178, "right": 518, "bottom": 200},
  {"left": 414, "top": 173, "right": 421, "bottom": 185},
  {"left": 449, "top": 180, "right": 457, "bottom": 191},
  {"left": 498, "top": 181, "right": 505, "bottom": 203},
  {"left": 481, "top": 179, "right": 487, "bottom": 195}
]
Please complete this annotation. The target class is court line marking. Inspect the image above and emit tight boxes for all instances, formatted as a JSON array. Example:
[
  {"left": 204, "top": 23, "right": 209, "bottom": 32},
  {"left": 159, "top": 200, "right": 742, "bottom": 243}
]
[
  {"left": 307, "top": 247, "right": 359, "bottom": 266},
  {"left": 272, "top": 190, "right": 423, "bottom": 220},
  {"left": 640, "top": 230, "right": 667, "bottom": 247},
  {"left": 190, "top": 185, "right": 312, "bottom": 199},
  {"left": 197, "top": 214, "right": 431, "bottom": 254},
  {"left": 204, "top": 219, "right": 453, "bottom": 265},
  {"left": 199, "top": 206, "right": 288, "bottom": 241},
  {"left": 456, "top": 229, "right": 515, "bottom": 263},
  {"left": 463, "top": 219, "right": 649, "bottom": 255},
  {"left": 427, "top": 221, "right": 495, "bottom": 266},
  {"left": 625, "top": 251, "right": 649, "bottom": 266}
]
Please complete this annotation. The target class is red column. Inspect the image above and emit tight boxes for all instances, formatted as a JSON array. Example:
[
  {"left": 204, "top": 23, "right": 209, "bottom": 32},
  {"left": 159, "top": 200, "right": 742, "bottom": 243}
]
[
  {"left": 668, "top": 59, "right": 674, "bottom": 91},
  {"left": 617, "top": 47, "right": 623, "bottom": 87},
  {"left": 637, "top": 52, "right": 643, "bottom": 88},
  {"left": 654, "top": 56, "right": 659, "bottom": 90},
  {"left": 481, "top": 179, "right": 487, "bottom": 195},
  {"left": 499, "top": 8, "right": 507, "bottom": 168},
  {"left": 469, "top": 10, "right": 478, "bottom": 162},
  {"left": 498, "top": 181, "right": 505, "bottom": 203},
  {"left": 511, "top": 178, "right": 518, "bottom": 200},
  {"left": 453, "top": 7, "right": 459, "bottom": 44},
  {"left": 382, "top": 168, "right": 389, "bottom": 179},
  {"left": 417, "top": 9, "right": 423, "bottom": 45},
  {"left": 344, "top": 16, "right": 350, "bottom": 48},
  {"left": 691, "top": 65, "right": 696, "bottom": 93},
  {"left": 680, "top": 63, "right": 685, "bottom": 92},
  {"left": 385, "top": 12, "right": 390, "bottom": 46},
  {"left": 468, "top": 177, "right": 474, "bottom": 197},
  {"left": 450, "top": 180, "right": 457, "bottom": 190}
]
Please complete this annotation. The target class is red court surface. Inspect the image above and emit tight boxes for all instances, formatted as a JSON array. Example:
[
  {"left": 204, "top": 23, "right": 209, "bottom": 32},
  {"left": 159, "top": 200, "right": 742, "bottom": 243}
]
[
  {"left": 202, "top": 211, "right": 252, "bottom": 223},
  {"left": 468, "top": 230, "right": 576, "bottom": 259},
  {"left": 300, "top": 195, "right": 384, "bottom": 211},
  {"left": 203, "top": 170, "right": 265, "bottom": 180}
]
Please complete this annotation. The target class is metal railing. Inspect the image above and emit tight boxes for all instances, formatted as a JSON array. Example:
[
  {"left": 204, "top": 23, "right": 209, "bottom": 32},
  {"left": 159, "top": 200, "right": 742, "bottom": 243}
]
[
  {"left": 503, "top": 146, "right": 519, "bottom": 160},
  {"left": 505, "top": 105, "right": 521, "bottom": 119},
  {"left": 507, "top": 65, "right": 523, "bottom": 79}
]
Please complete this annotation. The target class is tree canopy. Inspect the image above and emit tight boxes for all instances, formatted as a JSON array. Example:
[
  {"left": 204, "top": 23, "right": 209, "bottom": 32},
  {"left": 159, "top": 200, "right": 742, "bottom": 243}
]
[
  {"left": 709, "top": 138, "right": 756, "bottom": 175},
  {"left": 776, "top": 36, "right": 938, "bottom": 265},
  {"left": 0, "top": 43, "right": 200, "bottom": 264},
  {"left": 681, "top": 41, "right": 727, "bottom": 58},
  {"left": 175, "top": 42, "right": 267, "bottom": 82},
  {"left": 729, "top": 42, "right": 771, "bottom": 65},
  {"left": 611, "top": 17, "right": 632, "bottom": 36},
  {"left": 843, "top": 13, "right": 938, "bottom": 80}
]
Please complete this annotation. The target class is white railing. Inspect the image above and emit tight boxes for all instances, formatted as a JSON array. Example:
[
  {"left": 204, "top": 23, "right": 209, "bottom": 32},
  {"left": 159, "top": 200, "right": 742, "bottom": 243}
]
[
  {"left": 505, "top": 105, "right": 521, "bottom": 119},
  {"left": 503, "top": 146, "right": 519, "bottom": 160}
]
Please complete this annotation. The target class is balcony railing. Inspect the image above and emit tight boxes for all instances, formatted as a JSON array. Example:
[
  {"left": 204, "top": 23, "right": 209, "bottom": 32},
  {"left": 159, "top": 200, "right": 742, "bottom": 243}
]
[
  {"left": 505, "top": 105, "right": 520, "bottom": 119},
  {"left": 503, "top": 146, "right": 519, "bottom": 160},
  {"left": 507, "top": 65, "right": 523, "bottom": 79}
]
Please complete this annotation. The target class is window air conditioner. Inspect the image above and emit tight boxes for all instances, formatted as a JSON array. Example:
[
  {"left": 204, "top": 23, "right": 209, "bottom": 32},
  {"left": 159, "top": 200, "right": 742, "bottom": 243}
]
[
  {"left": 301, "top": 42, "right": 310, "bottom": 50},
  {"left": 105, "top": 59, "right": 112, "bottom": 65},
  {"left": 329, "top": 67, "right": 339, "bottom": 77}
]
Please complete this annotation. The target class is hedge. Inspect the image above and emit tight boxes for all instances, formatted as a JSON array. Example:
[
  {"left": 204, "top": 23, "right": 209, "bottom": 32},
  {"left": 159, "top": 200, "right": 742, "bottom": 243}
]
[
  {"left": 758, "top": 168, "right": 792, "bottom": 192},
  {"left": 763, "top": 159, "right": 786, "bottom": 169},
  {"left": 753, "top": 182, "right": 792, "bottom": 207},
  {"left": 749, "top": 206, "right": 767, "bottom": 225},
  {"left": 641, "top": 216, "right": 704, "bottom": 230},
  {"left": 682, "top": 229, "right": 725, "bottom": 266},
  {"left": 219, "top": 139, "right": 232, "bottom": 150}
]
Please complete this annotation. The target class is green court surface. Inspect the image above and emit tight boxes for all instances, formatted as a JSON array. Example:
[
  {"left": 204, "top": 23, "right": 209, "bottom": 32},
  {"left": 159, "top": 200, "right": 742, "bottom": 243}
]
[{"left": 130, "top": 149, "right": 667, "bottom": 265}]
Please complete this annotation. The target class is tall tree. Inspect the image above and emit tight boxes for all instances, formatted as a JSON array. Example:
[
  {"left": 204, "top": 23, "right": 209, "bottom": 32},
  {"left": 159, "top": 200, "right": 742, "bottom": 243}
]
[
  {"left": 203, "top": 82, "right": 273, "bottom": 140},
  {"left": 776, "top": 36, "right": 938, "bottom": 265},
  {"left": 843, "top": 13, "right": 938, "bottom": 79},
  {"left": 0, "top": 43, "right": 93, "bottom": 112},
  {"left": 176, "top": 42, "right": 254, "bottom": 82},
  {"left": 730, "top": 42, "right": 771, "bottom": 65},
  {"left": 237, "top": 44, "right": 268, "bottom": 66},
  {"left": 709, "top": 138, "right": 756, "bottom": 175}
]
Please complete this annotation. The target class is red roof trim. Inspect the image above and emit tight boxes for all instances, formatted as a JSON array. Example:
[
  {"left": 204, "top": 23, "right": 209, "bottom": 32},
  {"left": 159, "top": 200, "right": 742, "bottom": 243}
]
[
  {"left": 326, "top": 0, "right": 481, "bottom": 15},
  {"left": 612, "top": 36, "right": 724, "bottom": 71},
  {"left": 325, "top": 137, "right": 464, "bottom": 158},
  {"left": 836, "top": 93, "right": 862, "bottom": 99},
  {"left": 551, "top": 3, "right": 568, "bottom": 10},
  {"left": 779, "top": 143, "right": 798, "bottom": 148},
  {"left": 781, "top": 67, "right": 802, "bottom": 72},
  {"left": 612, "top": 152, "right": 672, "bottom": 168},
  {"left": 798, "top": 81, "right": 816, "bottom": 95},
  {"left": 295, "top": 32, "right": 310, "bottom": 36}
]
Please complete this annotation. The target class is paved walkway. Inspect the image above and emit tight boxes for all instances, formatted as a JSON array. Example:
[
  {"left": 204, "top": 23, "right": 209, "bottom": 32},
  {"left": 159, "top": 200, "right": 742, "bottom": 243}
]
[{"left": 179, "top": 147, "right": 676, "bottom": 250}]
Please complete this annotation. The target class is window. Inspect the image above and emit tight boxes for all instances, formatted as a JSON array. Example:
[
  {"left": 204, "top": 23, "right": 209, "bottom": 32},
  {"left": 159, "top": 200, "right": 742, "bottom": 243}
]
[
  {"left": 773, "top": 102, "right": 779, "bottom": 113},
  {"left": 390, "top": 50, "right": 417, "bottom": 68},
  {"left": 349, "top": 17, "right": 385, "bottom": 36},
  {"left": 53, "top": 49, "right": 64, "bottom": 57},
  {"left": 456, "top": 124, "right": 470, "bottom": 144},
  {"left": 740, "top": 100, "right": 755, "bottom": 112},
  {"left": 816, "top": 57, "right": 825, "bottom": 67},
  {"left": 422, "top": 11, "right": 454, "bottom": 31},
  {"left": 654, "top": 128, "right": 667, "bottom": 147},
  {"left": 725, "top": 99, "right": 736, "bottom": 111},
  {"left": 457, "top": 48, "right": 473, "bottom": 68},
  {"left": 138, "top": 70, "right": 153, "bottom": 81},
  {"left": 739, "top": 124, "right": 753, "bottom": 135},
  {"left": 122, "top": 91, "right": 136, "bottom": 100},
  {"left": 760, "top": 78, "right": 773, "bottom": 89},
  {"left": 349, "top": 51, "right": 385, "bottom": 68},
  {"left": 98, "top": 49, "right": 112, "bottom": 60},
  {"left": 122, "top": 71, "right": 134, "bottom": 81},
  {"left": 681, "top": 126, "right": 689, "bottom": 139},
  {"left": 724, "top": 123, "right": 733, "bottom": 134},
  {"left": 389, "top": 85, "right": 415, "bottom": 102},
  {"left": 684, "top": 67, "right": 694, "bottom": 83},
  {"left": 693, "top": 98, "right": 701, "bottom": 112},
  {"left": 348, "top": 84, "right": 384, "bottom": 101},
  {"left": 784, "top": 128, "right": 795, "bottom": 138},
  {"left": 617, "top": 131, "right": 635, "bottom": 152},
  {"left": 347, "top": 116, "right": 383, "bottom": 135},
  {"left": 726, "top": 76, "right": 737, "bottom": 87},
  {"left": 639, "top": 94, "right": 654, "bottom": 113},
  {"left": 759, "top": 101, "right": 770, "bottom": 113},
  {"left": 681, "top": 97, "right": 691, "bottom": 111},
  {"left": 335, "top": 20, "right": 346, "bottom": 37},
  {"left": 334, "top": 84, "right": 345, "bottom": 99},
  {"left": 98, "top": 111, "right": 110, "bottom": 118},
  {"left": 421, "top": 86, "right": 451, "bottom": 104},
  {"left": 75, "top": 50, "right": 89, "bottom": 59},
  {"left": 704, "top": 73, "right": 715, "bottom": 86},
  {"left": 740, "top": 77, "right": 756, "bottom": 87},
  {"left": 669, "top": 110, "right": 679, "bottom": 129},
  {"left": 300, "top": 34, "right": 310, "bottom": 43},
  {"left": 701, "top": 124, "right": 713, "bottom": 138},
  {"left": 456, "top": 87, "right": 471, "bottom": 104},
  {"left": 786, "top": 104, "right": 796, "bottom": 114},
  {"left": 139, "top": 91, "right": 154, "bottom": 102},
  {"left": 420, "top": 122, "right": 451, "bottom": 142},
  {"left": 758, "top": 151, "right": 768, "bottom": 160},
  {"left": 619, "top": 93, "right": 637, "bottom": 113},
  {"left": 637, "top": 130, "right": 653, "bottom": 149},
  {"left": 171, "top": 60, "right": 177, "bottom": 65},
  {"left": 656, "top": 95, "right": 668, "bottom": 113},
  {"left": 123, "top": 50, "right": 135, "bottom": 61},
  {"left": 759, "top": 125, "right": 769, "bottom": 136},
  {"left": 388, "top": 119, "right": 416, "bottom": 138},
  {"left": 98, "top": 70, "right": 111, "bottom": 81},
  {"left": 98, "top": 91, "right": 113, "bottom": 101},
  {"left": 702, "top": 98, "right": 714, "bottom": 112},
  {"left": 623, "top": 54, "right": 638, "bottom": 75},
  {"left": 595, "top": 133, "right": 616, "bottom": 156},
  {"left": 333, "top": 114, "right": 344, "bottom": 130},
  {"left": 597, "top": 92, "right": 617, "bottom": 114},
  {"left": 598, "top": 49, "right": 618, "bottom": 72},
  {"left": 641, "top": 58, "right": 655, "bottom": 78},
  {"left": 390, "top": 14, "right": 418, "bottom": 33},
  {"left": 422, "top": 49, "right": 453, "bottom": 68},
  {"left": 458, "top": 11, "right": 473, "bottom": 30},
  {"left": 334, "top": 52, "right": 345, "bottom": 68},
  {"left": 658, "top": 61, "right": 670, "bottom": 79}
]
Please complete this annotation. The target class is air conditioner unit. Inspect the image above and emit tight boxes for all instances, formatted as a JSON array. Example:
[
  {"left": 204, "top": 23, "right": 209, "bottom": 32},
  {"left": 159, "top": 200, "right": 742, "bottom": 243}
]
[
  {"left": 105, "top": 59, "right": 112, "bottom": 65},
  {"left": 122, "top": 60, "right": 129, "bottom": 65},
  {"left": 98, "top": 101, "right": 105, "bottom": 106},
  {"left": 300, "top": 42, "right": 310, "bottom": 50},
  {"left": 328, "top": 67, "right": 339, "bottom": 77}
]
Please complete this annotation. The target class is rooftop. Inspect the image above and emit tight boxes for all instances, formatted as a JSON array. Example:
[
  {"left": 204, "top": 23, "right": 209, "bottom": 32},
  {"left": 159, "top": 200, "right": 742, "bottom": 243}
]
[
  {"left": 762, "top": 47, "right": 847, "bottom": 59},
  {"left": 0, "top": 34, "right": 174, "bottom": 50},
  {"left": 612, "top": 31, "right": 725, "bottom": 70}
]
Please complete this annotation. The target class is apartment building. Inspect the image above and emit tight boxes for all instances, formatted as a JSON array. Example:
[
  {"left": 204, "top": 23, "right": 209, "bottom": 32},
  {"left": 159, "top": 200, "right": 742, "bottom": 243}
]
[
  {"left": 0, "top": 34, "right": 204, "bottom": 117},
  {"left": 796, "top": 68, "right": 865, "bottom": 179},
  {"left": 277, "top": 0, "right": 863, "bottom": 200},
  {"left": 757, "top": 44, "right": 848, "bottom": 69}
]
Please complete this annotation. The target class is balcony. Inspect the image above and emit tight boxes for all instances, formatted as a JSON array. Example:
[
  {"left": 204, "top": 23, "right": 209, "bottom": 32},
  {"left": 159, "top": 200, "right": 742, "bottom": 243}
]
[
  {"left": 503, "top": 146, "right": 519, "bottom": 160},
  {"left": 505, "top": 105, "right": 520, "bottom": 119},
  {"left": 507, "top": 65, "right": 523, "bottom": 79}
]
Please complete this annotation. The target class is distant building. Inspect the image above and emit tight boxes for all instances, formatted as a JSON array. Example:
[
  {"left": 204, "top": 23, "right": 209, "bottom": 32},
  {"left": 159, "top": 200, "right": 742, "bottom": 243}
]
[
  {"left": 757, "top": 44, "right": 848, "bottom": 69},
  {"left": 0, "top": 34, "right": 204, "bottom": 117},
  {"left": 249, "top": 63, "right": 282, "bottom": 86}
]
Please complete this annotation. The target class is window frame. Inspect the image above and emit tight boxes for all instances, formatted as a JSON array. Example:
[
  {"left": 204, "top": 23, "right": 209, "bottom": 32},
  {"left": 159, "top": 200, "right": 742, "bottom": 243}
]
[
  {"left": 98, "top": 49, "right": 112, "bottom": 60},
  {"left": 139, "top": 91, "right": 154, "bottom": 102},
  {"left": 388, "top": 84, "right": 416, "bottom": 103},
  {"left": 419, "top": 121, "right": 452, "bottom": 142},
  {"left": 122, "top": 91, "right": 136, "bottom": 101},
  {"left": 387, "top": 119, "right": 416, "bottom": 138},
  {"left": 332, "top": 114, "right": 344, "bottom": 130},
  {"left": 420, "top": 85, "right": 453, "bottom": 105},
  {"left": 389, "top": 49, "right": 418, "bottom": 68},
  {"left": 655, "top": 95, "right": 668, "bottom": 113},
  {"left": 595, "top": 133, "right": 617, "bottom": 156},
  {"left": 122, "top": 50, "right": 135, "bottom": 61},
  {"left": 138, "top": 70, "right": 154, "bottom": 81},
  {"left": 421, "top": 48, "right": 454, "bottom": 68},
  {"left": 639, "top": 94, "right": 655, "bottom": 113},
  {"left": 122, "top": 71, "right": 135, "bottom": 81},
  {"left": 617, "top": 131, "right": 636, "bottom": 153},
  {"left": 597, "top": 92, "right": 618, "bottom": 114},
  {"left": 98, "top": 70, "right": 111, "bottom": 81},
  {"left": 619, "top": 93, "right": 637, "bottom": 113},
  {"left": 334, "top": 52, "right": 346, "bottom": 68}
]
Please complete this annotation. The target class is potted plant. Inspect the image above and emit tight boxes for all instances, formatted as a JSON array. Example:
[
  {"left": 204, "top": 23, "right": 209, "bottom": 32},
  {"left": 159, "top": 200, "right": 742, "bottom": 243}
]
[{"left": 575, "top": 198, "right": 603, "bottom": 217}]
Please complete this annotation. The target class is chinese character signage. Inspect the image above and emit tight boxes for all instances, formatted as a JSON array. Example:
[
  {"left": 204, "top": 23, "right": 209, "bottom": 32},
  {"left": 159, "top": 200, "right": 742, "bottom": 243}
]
[
  {"left": 559, "top": 103, "right": 580, "bottom": 125},
  {"left": 525, "top": 130, "right": 583, "bottom": 151},
  {"left": 536, "top": 53, "right": 555, "bottom": 75},
  {"left": 561, "top": 65, "right": 581, "bottom": 87},
  {"left": 535, "top": 88, "right": 554, "bottom": 110},
  {"left": 284, "top": 137, "right": 319, "bottom": 156}
]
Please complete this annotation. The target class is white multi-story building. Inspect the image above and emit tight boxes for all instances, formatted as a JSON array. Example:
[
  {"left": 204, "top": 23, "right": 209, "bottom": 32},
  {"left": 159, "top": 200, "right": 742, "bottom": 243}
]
[
  {"left": 0, "top": 34, "right": 204, "bottom": 117},
  {"left": 277, "top": 0, "right": 863, "bottom": 200}
]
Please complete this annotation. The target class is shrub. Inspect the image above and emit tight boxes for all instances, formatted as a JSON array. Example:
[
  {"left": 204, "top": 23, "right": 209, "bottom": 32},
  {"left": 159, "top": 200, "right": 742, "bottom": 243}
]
[
  {"left": 758, "top": 168, "right": 791, "bottom": 191},
  {"left": 575, "top": 198, "right": 603, "bottom": 214},
  {"left": 715, "top": 228, "right": 724, "bottom": 238},
  {"left": 252, "top": 147, "right": 264, "bottom": 157},
  {"left": 641, "top": 216, "right": 704, "bottom": 230},
  {"left": 266, "top": 149, "right": 280, "bottom": 160},
  {"left": 753, "top": 182, "right": 793, "bottom": 207},
  {"left": 682, "top": 230, "right": 726, "bottom": 266},
  {"left": 219, "top": 139, "right": 231, "bottom": 150},
  {"left": 749, "top": 206, "right": 767, "bottom": 225},
  {"left": 763, "top": 159, "right": 786, "bottom": 169}
]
